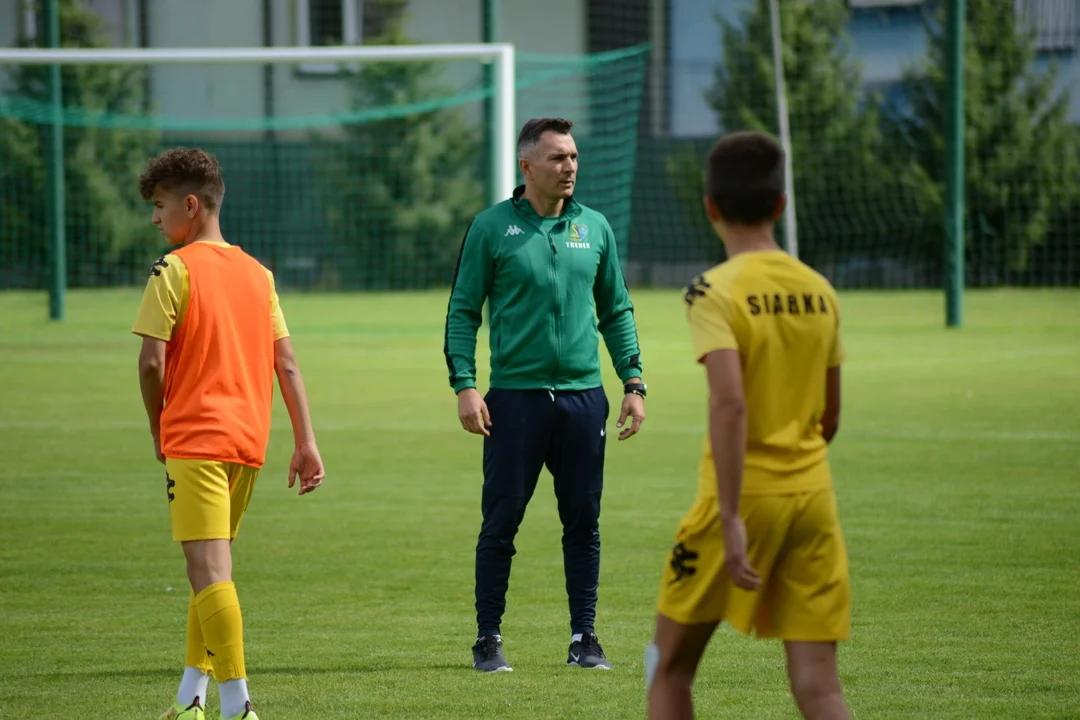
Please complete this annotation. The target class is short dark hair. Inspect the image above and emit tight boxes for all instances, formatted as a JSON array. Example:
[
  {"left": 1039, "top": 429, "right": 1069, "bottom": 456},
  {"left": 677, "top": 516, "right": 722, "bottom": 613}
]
[
  {"left": 705, "top": 131, "right": 785, "bottom": 225},
  {"left": 139, "top": 147, "right": 225, "bottom": 212},
  {"left": 517, "top": 117, "right": 574, "bottom": 158}
]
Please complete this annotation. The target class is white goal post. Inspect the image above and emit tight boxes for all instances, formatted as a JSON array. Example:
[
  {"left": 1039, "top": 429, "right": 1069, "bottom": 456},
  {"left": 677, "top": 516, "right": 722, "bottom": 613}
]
[
  {"left": 0, "top": 43, "right": 519, "bottom": 201},
  {"left": 768, "top": 0, "right": 798, "bottom": 259}
]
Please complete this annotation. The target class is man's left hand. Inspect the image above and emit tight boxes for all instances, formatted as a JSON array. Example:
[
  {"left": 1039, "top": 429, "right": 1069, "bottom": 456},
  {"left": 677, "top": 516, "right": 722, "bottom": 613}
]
[
  {"left": 289, "top": 441, "right": 326, "bottom": 496},
  {"left": 616, "top": 386, "right": 646, "bottom": 441}
]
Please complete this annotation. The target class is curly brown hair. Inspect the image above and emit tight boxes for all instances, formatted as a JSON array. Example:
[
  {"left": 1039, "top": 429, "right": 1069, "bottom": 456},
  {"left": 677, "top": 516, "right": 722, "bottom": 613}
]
[{"left": 139, "top": 147, "right": 225, "bottom": 212}]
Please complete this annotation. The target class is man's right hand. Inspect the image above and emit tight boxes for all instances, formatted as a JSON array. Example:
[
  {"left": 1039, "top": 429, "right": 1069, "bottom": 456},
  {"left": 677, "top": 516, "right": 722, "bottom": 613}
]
[{"left": 457, "top": 388, "right": 492, "bottom": 436}]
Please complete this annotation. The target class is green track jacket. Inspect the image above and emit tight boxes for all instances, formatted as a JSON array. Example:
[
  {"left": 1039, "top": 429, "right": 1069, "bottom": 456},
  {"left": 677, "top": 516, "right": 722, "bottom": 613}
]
[{"left": 444, "top": 186, "right": 642, "bottom": 393}]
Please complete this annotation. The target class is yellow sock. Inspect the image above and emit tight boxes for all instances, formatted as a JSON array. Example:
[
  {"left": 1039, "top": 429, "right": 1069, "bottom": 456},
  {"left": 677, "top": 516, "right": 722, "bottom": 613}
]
[
  {"left": 185, "top": 590, "right": 215, "bottom": 676},
  {"left": 195, "top": 581, "right": 246, "bottom": 682}
]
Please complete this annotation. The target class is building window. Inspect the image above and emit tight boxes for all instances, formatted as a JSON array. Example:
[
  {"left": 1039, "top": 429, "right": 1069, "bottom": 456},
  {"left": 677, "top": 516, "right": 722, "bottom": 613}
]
[
  {"left": 296, "top": 0, "right": 363, "bottom": 73},
  {"left": 1016, "top": 0, "right": 1077, "bottom": 51},
  {"left": 847, "top": 1, "right": 925, "bottom": 7},
  {"left": 17, "top": 0, "right": 138, "bottom": 47},
  {"left": 17, "top": 0, "right": 37, "bottom": 42}
]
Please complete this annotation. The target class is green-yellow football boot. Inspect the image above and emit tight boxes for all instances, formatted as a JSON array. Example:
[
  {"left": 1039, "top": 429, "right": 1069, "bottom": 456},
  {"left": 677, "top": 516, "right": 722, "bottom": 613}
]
[
  {"left": 157, "top": 696, "right": 205, "bottom": 720},
  {"left": 224, "top": 701, "right": 259, "bottom": 720}
]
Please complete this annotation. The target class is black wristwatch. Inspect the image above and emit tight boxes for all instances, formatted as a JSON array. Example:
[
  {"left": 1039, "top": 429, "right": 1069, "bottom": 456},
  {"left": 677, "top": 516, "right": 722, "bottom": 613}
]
[{"left": 625, "top": 382, "right": 647, "bottom": 399}]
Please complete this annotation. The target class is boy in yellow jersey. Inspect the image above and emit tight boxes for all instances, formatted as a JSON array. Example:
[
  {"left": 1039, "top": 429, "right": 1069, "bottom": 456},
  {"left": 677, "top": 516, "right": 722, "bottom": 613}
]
[
  {"left": 132, "top": 148, "right": 326, "bottom": 720},
  {"left": 645, "top": 131, "right": 852, "bottom": 720}
]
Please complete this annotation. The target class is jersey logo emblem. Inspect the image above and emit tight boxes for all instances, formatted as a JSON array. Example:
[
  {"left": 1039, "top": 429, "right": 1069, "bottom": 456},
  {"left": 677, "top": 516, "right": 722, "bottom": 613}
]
[
  {"left": 569, "top": 223, "right": 589, "bottom": 240},
  {"left": 505, "top": 225, "right": 524, "bottom": 237},
  {"left": 683, "top": 275, "right": 711, "bottom": 307},
  {"left": 150, "top": 255, "right": 169, "bottom": 277},
  {"left": 669, "top": 542, "right": 698, "bottom": 584}
]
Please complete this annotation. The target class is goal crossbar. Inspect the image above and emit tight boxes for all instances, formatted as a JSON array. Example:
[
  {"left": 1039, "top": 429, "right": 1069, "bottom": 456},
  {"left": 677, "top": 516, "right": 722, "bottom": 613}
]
[
  {"left": 0, "top": 43, "right": 512, "bottom": 65},
  {"left": 0, "top": 43, "right": 519, "bottom": 199}
]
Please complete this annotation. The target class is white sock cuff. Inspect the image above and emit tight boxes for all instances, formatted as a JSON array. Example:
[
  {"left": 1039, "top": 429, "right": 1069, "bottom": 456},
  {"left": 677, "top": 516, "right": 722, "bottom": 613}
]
[
  {"left": 177, "top": 666, "right": 211, "bottom": 707},
  {"left": 219, "top": 678, "right": 250, "bottom": 719},
  {"left": 645, "top": 642, "right": 660, "bottom": 692}
]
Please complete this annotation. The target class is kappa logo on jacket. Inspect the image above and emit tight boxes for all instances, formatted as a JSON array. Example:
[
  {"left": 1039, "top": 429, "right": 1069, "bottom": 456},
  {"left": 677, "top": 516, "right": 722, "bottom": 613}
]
[{"left": 505, "top": 225, "right": 524, "bottom": 237}]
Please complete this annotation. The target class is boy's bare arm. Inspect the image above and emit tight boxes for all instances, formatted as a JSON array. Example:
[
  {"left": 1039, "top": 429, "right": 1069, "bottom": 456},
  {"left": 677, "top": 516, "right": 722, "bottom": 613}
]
[
  {"left": 705, "top": 349, "right": 746, "bottom": 520},
  {"left": 138, "top": 336, "right": 167, "bottom": 463},
  {"left": 704, "top": 349, "right": 760, "bottom": 591},
  {"left": 274, "top": 337, "right": 324, "bottom": 494}
]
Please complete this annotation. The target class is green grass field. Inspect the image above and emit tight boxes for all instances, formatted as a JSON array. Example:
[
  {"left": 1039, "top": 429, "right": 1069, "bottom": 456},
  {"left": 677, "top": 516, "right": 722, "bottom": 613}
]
[{"left": 1, "top": 288, "right": 1078, "bottom": 719}]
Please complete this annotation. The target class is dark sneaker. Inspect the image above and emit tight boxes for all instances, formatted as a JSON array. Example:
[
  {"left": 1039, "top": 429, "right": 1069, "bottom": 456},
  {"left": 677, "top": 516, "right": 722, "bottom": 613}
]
[
  {"left": 472, "top": 634, "right": 512, "bottom": 672},
  {"left": 567, "top": 633, "right": 613, "bottom": 669}
]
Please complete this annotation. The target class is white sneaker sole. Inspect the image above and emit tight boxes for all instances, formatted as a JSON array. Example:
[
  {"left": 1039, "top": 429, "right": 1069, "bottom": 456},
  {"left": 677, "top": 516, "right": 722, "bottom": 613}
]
[{"left": 475, "top": 665, "right": 513, "bottom": 672}]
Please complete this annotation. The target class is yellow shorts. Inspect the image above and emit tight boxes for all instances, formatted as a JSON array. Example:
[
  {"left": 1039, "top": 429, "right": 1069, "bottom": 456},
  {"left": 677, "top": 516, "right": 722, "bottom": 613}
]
[
  {"left": 656, "top": 488, "right": 850, "bottom": 641},
  {"left": 164, "top": 458, "right": 260, "bottom": 543}
]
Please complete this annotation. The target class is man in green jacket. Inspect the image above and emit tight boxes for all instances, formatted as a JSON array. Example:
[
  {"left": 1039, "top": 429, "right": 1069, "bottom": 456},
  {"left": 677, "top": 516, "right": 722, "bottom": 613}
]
[{"left": 444, "top": 117, "right": 647, "bottom": 673}]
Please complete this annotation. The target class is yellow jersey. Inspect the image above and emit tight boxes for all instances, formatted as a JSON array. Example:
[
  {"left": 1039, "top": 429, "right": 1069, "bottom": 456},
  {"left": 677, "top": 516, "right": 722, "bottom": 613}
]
[{"left": 684, "top": 249, "right": 845, "bottom": 497}]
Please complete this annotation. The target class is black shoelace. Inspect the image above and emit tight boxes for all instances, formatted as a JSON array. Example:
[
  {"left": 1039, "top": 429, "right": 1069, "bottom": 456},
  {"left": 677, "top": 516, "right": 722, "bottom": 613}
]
[
  {"left": 582, "top": 634, "right": 604, "bottom": 657},
  {"left": 478, "top": 637, "right": 501, "bottom": 660}
]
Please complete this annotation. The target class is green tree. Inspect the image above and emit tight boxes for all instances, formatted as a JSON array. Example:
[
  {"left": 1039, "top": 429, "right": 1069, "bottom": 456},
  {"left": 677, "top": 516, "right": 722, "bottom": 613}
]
[
  {"left": 891, "top": 0, "right": 1079, "bottom": 283},
  {"left": 326, "top": 0, "right": 483, "bottom": 289},
  {"left": 0, "top": 0, "right": 159, "bottom": 289},
  {"left": 669, "top": 0, "right": 930, "bottom": 282}
]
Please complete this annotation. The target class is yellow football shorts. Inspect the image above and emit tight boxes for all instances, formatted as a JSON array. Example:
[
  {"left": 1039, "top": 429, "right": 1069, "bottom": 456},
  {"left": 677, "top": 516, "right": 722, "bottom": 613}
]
[
  {"left": 656, "top": 488, "right": 850, "bottom": 641},
  {"left": 164, "top": 458, "right": 260, "bottom": 542}
]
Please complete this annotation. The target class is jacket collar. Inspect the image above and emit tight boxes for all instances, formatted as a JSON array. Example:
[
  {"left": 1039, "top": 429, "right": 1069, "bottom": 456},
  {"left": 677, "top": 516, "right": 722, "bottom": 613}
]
[{"left": 511, "top": 185, "right": 583, "bottom": 222}]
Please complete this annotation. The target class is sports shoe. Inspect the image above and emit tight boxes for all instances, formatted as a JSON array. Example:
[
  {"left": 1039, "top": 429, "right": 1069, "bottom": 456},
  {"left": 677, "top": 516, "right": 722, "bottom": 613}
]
[
  {"left": 224, "top": 701, "right": 259, "bottom": 720},
  {"left": 472, "top": 634, "right": 512, "bottom": 672},
  {"left": 158, "top": 696, "right": 205, "bottom": 720},
  {"left": 567, "top": 632, "right": 613, "bottom": 669}
]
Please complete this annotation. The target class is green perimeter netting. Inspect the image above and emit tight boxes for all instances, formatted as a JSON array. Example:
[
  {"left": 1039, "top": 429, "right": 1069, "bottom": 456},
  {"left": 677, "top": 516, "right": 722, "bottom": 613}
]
[
  {"left": 0, "top": 45, "right": 648, "bottom": 290},
  {"left": 627, "top": 0, "right": 1080, "bottom": 289}
]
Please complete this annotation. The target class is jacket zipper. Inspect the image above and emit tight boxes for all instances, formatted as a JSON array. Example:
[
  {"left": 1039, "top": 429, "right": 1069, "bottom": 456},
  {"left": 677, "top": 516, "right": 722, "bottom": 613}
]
[
  {"left": 549, "top": 231, "right": 560, "bottom": 395},
  {"left": 513, "top": 200, "right": 568, "bottom": 397}
]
